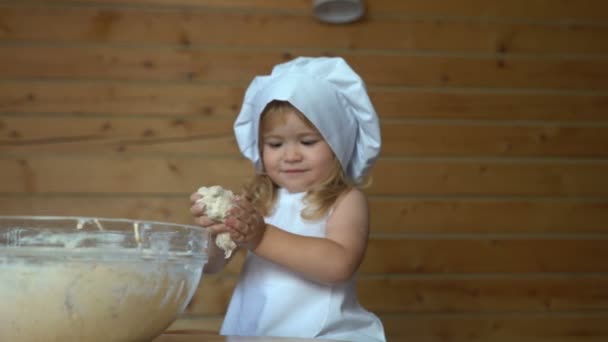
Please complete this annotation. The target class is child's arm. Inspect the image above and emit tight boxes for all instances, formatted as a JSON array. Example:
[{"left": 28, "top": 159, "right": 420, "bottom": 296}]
[{"left": 225, "top": 188, "right": 369, "bottom": 285}]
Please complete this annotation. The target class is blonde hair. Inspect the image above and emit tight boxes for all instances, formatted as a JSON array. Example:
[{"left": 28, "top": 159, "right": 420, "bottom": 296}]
[{"left": 242, "top": 100, "right": 370, "bottom": 221}]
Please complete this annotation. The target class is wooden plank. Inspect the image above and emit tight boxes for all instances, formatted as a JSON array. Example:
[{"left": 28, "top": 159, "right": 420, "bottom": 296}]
[
  {"left": 364, "top": 312, "right": 608, "bottom": 342},
  {"left": 358, "top": 276, "right": 608, "bottom": 313},
  {"left": 158, "top": 237, "right": 608, "bottom": 275},
  {"left": 377, "top": 313, "right": 608, "bottom": 342},
  {"left": 0, "top": 156, "right": 254, "bottom": 194},
  {"left": 2, "top": 196, "right": 608, "bottom": 234},
  {"left": 2, "top": 81, "right": 607, "bottom": 121},
  {"left": 2, "top": 157, "right": 608, "bottom": 196},
  {"left": 167, "top": 315, "right": 222, "bottom": 334},
  {"left": 1, "top": 5, "right": 607, "bottom": 54},
  {"left": 13, "top": 0, "right": 608, "bottom": 23},
  {"left": 3, "top": 117, "right": 608, "bottom": 157},
  {"left": 3, "top": 197, "right": 606, "bottom": 274},
  {"left": 0, "top": 82, "right": 244, "bottom": 118},
  {"left": 154, "top": 333, "right": 220, "bottom": 342},
  {"left": 0, "top": 117, "right": 239, "bottom": 155},
  {"left": 2, "top": 200, "right": 604, "bottom": 274},
  {"left": 187, "top": 275, "right": 235, "bottom": 315},
  {"left": 363, "top": 238, "right": 608, "bottom": 274},
  {"left": 378, "top": 122, "right": 608, "bottom": 158},
  {"left": 367, "top": 197, "right": 608, "bottom": 234},
  {"left": 368, "top": 0, "right": 608, "bottom": 23},
  {"left": 371, "top": 159, "right": 608, "bottom": 196},
  {"left": 379, "top": 312, "right": 608, "bottom": 342},
  {"left": 0, "top": 196, "right": 195, "bottom": 223},
  {"left": 219, "top": 238, "right": 608, "bottom": 275},
  {"left": 168, "top": 313, "right": 608, "bottom": 342},
  {"left": 2, "top": 46, "right": 608, "bottom": 89},
  {"left": 185, "top": 274, "right": 608, "bottom": 314},
  {"left": 371, "top": 89, "right": 608, "bottom": 121}
]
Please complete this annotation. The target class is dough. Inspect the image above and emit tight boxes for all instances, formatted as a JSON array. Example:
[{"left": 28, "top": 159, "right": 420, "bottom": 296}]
[
  {"left": 196, "top": 186, "right": 237, "bottom": 258},
  {"left": 0, "top": 247, "right": 202, "bottom": 342}
]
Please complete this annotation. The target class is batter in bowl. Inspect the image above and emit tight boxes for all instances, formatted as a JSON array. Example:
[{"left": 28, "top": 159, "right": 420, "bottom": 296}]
[{"left": 0, "top": 221, "right": 205, "bottom": 342}]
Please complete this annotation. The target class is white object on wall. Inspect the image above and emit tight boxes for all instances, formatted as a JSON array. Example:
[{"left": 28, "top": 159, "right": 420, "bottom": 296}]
[{"left": 312, "top": 0, "right": 365, "bottom": 24}]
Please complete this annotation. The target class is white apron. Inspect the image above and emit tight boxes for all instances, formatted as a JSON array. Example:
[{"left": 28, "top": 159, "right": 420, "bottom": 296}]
[{"left": 221, "top": 189, "right": 385, "bottom": 342}]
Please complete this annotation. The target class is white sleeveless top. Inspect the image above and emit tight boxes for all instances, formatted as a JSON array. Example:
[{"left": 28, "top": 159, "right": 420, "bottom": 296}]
[{"left": 221, "top": 188, "right": 386, "bottom": 341}]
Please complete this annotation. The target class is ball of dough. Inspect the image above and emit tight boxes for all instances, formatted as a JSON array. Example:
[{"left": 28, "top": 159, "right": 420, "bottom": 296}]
[{"left": 196, "top": 186, "right": 237, "bottom": 258}]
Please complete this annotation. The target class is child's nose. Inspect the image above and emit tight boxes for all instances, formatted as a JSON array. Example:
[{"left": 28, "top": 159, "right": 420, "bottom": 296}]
[{"left": 284, "top": 145, "right": 302, "bottom": 161}]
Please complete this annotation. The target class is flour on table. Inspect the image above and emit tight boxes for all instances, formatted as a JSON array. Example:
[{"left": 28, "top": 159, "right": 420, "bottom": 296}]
[{"left": 196, "top": 186, "right": 237, "bottom": 258}]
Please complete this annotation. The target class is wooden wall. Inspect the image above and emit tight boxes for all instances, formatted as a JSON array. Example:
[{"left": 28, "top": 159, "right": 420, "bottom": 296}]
[{"left": 1, "top": 0, "right": 608, "bottom": 340}]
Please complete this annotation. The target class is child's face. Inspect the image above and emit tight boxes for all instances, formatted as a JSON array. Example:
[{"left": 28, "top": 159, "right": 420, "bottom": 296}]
[{"left": 261, "top": 107, "right": 335, "bottom": 193}]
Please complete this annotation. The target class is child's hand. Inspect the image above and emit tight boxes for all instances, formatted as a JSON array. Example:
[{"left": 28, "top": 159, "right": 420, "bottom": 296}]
[
  {"left": 190, "top": 191, "right": 233, "bottom": 271},
  {"left": 224, "top": 196, "right": 266, "bottom": 251},
  {"left": 189, "top": 191, "right": 227, "bottom": 232}
]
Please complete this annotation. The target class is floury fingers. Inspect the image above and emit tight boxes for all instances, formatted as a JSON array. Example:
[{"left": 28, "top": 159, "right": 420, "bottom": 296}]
[{"left": 196, "top": 186, "right": 237, "bottom": 258}]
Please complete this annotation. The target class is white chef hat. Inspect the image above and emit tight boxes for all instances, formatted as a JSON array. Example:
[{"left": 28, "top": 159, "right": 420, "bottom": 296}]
[{"left": 233, "top": 56, "right": 381, "bottom": 182}]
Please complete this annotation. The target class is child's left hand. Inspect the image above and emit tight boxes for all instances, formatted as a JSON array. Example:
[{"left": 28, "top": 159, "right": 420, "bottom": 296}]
[{"left": 224, "top": 196, "right": 266, "bottom": 251}]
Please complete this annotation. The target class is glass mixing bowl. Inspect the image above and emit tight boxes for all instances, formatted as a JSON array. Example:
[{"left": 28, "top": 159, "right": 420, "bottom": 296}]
[{"left": 0, "top": 215, "right": 208, "bottom": 342}]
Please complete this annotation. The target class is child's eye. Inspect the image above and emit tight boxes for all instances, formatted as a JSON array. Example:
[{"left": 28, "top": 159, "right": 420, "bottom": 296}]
[
  {"left": 266, "top": 142, "right": 282, "bottom": 148},
  {"left": 301, "top": 140, "right": 318, "bottom": 146}
]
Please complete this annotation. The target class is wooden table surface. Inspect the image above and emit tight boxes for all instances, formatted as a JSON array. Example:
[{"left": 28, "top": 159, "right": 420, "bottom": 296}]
[{"left": 155, "top": 331, "right": 336, "bottom": 341}]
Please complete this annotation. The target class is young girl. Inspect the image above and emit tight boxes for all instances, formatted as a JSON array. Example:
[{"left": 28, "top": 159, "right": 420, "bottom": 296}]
[{"left": 190, "top": 57, "right": 385, "bottom": 342}]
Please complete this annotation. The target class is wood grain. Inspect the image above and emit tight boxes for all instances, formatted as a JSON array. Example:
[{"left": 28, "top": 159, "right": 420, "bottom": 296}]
[
  {"left": 1, "top": 4, "right": 607, "bottom": 54},
  {"left": 0, "top": 117, "right": 238, "bottom": 155},
  {"left": 207, "top": 238, "right": 608, "bottom": 275},
  {"left": 13, "top": 0, "right": 608, "bottom": 23},
  {"left": 1, "top": 1, "right": 607, "bottom": 340},
  {"left": 168, "top": 313, "right": 608, "bottom": 342},
  {"left": 376, "top": 313, "right": 608, "bottom": 341},
  {"left": 2, "top": 157, "right": 608, "bottom": 196},
  {"left": 2, "top": 45, "right": 608, "bottom": 89},
  {"left": 3, "top": 116, "right": 608, "bottom": 157},
  {"left": 2, "top": 81, "right": 607, "bottom": 120},
  {"left": 2, "top": 196, "right": 607, "bottom": 234},
  {"left": 185, "top": 274, "right": 608, "bottom": 315}
]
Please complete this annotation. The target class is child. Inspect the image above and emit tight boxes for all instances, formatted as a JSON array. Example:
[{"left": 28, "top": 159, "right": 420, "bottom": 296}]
[{"left": 190, "top": 56, "right": 385, "bottom": 342}]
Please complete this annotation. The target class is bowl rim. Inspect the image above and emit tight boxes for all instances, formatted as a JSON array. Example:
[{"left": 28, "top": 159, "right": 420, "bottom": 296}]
[
  {"left": 0, "top": 215, "right": 205, "bottom": 232},
  {"left": 0, "top": 215, "right": 209, "bottom": 261}
]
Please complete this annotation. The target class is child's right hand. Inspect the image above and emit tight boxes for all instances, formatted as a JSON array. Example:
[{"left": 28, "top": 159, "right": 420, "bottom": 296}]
[
  {"left": 189, "top": 192, "right": 225, "bottom": 232},
  {"left": 190, "top": 192, "right": 234, "bottom": 272}
]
